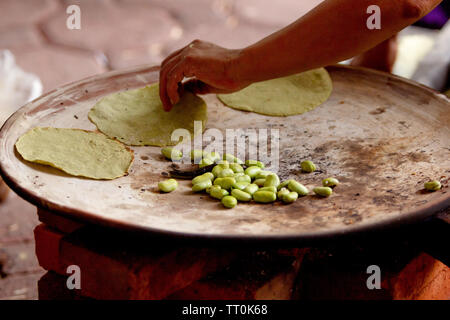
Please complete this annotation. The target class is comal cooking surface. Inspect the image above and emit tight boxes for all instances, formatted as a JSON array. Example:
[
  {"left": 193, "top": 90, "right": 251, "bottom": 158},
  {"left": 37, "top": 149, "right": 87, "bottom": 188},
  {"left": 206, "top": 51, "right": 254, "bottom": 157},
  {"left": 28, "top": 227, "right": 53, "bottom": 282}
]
[{"left": 0, "top": 65, "right": 449, "bottom": 239}]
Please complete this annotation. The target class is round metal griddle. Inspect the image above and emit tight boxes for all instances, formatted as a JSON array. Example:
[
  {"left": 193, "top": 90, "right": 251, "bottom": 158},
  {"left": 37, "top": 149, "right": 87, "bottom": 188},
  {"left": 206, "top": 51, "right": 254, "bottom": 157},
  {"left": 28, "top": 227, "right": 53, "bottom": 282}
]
[{"left": 0, "top": 65, "right": 449, "bottom": 241}]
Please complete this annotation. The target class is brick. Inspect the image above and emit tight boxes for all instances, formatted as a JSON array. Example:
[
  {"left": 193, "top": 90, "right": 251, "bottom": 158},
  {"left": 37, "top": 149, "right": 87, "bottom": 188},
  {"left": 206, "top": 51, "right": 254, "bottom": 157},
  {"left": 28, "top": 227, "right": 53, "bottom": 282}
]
[
  {"left": 0, "top": 271, "right": 44, "bottom": 300},
  {"left": 387, "top": 253, "right": 450, "bottom": 300},
  {"left": 34, "top": 225, "right": 236, "bottom": 299},
  {"left": 10, "top": 46, "right": 107, "bottom": 92},
  {"left": 0, "top": 192, "right": 38, "bottom": 244},
  {"left": 0, "top": 242, "right": 43, "bottom": 275},
  {"left": 232, "top": 0, "right": 323, "bottom": 28},
  {"left": 37, "top": 209, "right": 84, "bottom": 234},
  {"left": 34, "top": 224, "right": 66, "bottom": 274},
  {"left": 0, "top": 0, "right": 59, "bottom": 29},
  {"left": 43, "top": 0, "right": 180, "bottom": 54},
  {"left": 38, "top": 271, "right": 88, "bottom": 300},
  {"left": 167, "top": 249, "right": 306, "bottom": 300}
]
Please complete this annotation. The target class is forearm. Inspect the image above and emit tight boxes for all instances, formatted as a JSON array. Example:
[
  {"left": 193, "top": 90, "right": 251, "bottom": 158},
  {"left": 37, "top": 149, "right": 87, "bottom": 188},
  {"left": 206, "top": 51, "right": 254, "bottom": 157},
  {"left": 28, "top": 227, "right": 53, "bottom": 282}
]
[{"left": 235, "top": 0, "right": 442, "bottom": 82}]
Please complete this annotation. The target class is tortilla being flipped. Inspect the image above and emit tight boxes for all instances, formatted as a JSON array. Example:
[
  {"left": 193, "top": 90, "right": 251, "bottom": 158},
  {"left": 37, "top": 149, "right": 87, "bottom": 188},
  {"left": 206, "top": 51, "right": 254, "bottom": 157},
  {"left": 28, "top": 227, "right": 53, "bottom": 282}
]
[
  {"left": 88, "top": 84, "right": 207, "bottom": 146},
  {"left": 217, "top": 68, "right": 332, "bottom": 116},
  {"left": 15, "top": 127, "right": 134, "bottom": 180}
]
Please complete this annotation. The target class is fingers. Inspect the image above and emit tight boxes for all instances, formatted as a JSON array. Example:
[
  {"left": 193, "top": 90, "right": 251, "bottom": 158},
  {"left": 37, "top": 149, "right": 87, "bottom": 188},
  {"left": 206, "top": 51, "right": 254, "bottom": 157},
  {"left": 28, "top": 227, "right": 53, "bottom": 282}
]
[
  {"left": 183, "top": 79, "right": 232, "bottom": 95},
  {"left": 166, "top": 60, "right": 195, "bottom": 106},
  {"left": 159, "top": 53, "right": 182, "bottom": 111}
]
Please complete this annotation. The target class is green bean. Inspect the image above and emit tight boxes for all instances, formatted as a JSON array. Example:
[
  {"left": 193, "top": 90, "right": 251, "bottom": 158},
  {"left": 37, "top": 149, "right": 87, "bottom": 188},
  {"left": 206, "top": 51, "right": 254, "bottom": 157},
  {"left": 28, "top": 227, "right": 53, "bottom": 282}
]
[
  {"left": 223, "top": 153, "right": 243, "bottom": 164},
  {"left": 424, "top": 180, "right": 441, "bottom": 191},
  {"left": 230, "top": 163, "right": 244, "bottom": 173},
  {"left": 322, "top": 177, "right": 339, "bottom": 188},
  {"left": 161, "top": 147, "right": 182, "bottom": 161},
  {"left": 301, "top": 160, "right": 316, "bottom": 173},
  {"left": 264, "top": 174, "right": 280, "bottom": 188},
  {"left": 244, "top": 184, "right": 259, "bottom": 195},
  {"left": 222, "top": 195, "right": 237, "bottom": 208},
  {"left": 282, "top": 191, "right": 298, "bottom": 203},
  {"left": 212, "top": 165, "right": 223, "bottom": 178},
  {"left": 231, "top": 189, "right": 252, "bottom": 202},
  {"left": 192, "top": 179, "right": 212, "bottom": 192},
  {"left": 192, "top": 172, "right": 214, "bottom": 185},
  {"left": 213, "top": 177, "right": 236, "bottom": 190},
  {"left": 232, "top": 181, "right": 250, "bottom": 190},
  {"left": 235, "top": 174, "right": 251, "bottom": 183},
  {"left": 253, "top": 191, "right": 277, "bottom": 203},
  {"left": 277, "top": 187, "right": 290, "bottom": 199},
  {"left": 278, "top": 180, "right": 292, "bottom": 190},
  {"left": 313, "top": 186, "right": 333, "bottom": 197},
  {"left": 219, "top": 168, "right": 235, "bottom": 178},
  {"left": 254, "top": 178, "right": 266, "bottom": 187},
  {"left": 245, "top": 160, "right": 265, "bottom": 168},
  {"left": 288, "top": 180, "right": 309, "bottom": 196},
  {"left": 245, "top": 166, "right": 262, "bottom": 178},
  {"left": 258, "top": 186, "right": 277, "bottom": 194},
  {"left": 191, "top": 149, "right": 204, "bottom": 162},
  {"left": 210, "top": 186, "right": 229, "bottom": 200},
  {"left": 199, "top": 157, "right": 214, "bottom": 168},
  {"left": 158, "top": 179, "right": 178, "bottom": 193}
]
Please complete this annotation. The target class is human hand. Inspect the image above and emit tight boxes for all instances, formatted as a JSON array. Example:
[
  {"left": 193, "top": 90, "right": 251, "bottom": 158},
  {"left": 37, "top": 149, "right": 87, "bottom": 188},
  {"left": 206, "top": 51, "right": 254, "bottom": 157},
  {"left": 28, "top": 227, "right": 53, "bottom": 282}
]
[{"left": 159, "top": 40, "right": 249, "bottom": 111}]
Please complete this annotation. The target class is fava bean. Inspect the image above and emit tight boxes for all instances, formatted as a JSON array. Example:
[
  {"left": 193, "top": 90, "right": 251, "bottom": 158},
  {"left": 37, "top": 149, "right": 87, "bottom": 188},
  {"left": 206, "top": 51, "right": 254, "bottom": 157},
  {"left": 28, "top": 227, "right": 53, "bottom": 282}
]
[
  {"left": 245, "top": 160, "right": 265, "bottom": 168},
  {"left": 192, "top": 179, "right": 212, "bottom": 192},
  {"left": 282, "top": 191, "right": 298, "bottom": 203},
  {"left": 230, "top": 163, "right": 244, "bottom": 173},
  {"left": 191, "top": 149, "right": 204, "bottom": 162},
  {"left": 235, "top": 174, "right": 251, "bottom": 183},
  {"left": 313, "top": 186, "right": 332, "bottom": 197},
  {"left": 244, "top": 184, "right": 259, "bottom": 195},
  {"left": 222, "top": 195, "right": 237, "bottom": 208},
  {"left": 244, "top": 166, "right": 262, "bottom": 178},
  {"left": 264, "top": 174, "right": 280, "bottom": 188},
  {"left": 301, "top": 160, "right": 316, "bottom": 173},
  {"left": 259, "top": 186, "right": 277, "bottom": 194},
  {"left": 322, "top": 177, "right": 339, "bottom": 188},
  {"left": 192, "top": 172, "right": 214, "bottom": 185},
  {"left": 223, "top": 153, "right": 243, "bottom": 164},
  {"left": 199, "top": 157, "right": 214, "bottom": 168},
  {"left": 277, "top": 187, "right": 290, "bottom": 199},
  {"left": 288, "top": 180, "right": 309, "bottom": 196},
  {"left": 255, "top": 170, "right": 272, "bottom": 179},
  {"left": 204, "top": 151, "right": 221, "bottom": 163},
  {"left": 231, "top": 189, "right": 252, "bottom": 202},
  {"left": 278, "top": 180, "right": 292, "bottom": 190},
  {"left": 213, "top": 177, "right": 236, "bottom": 190},
  {"left": 158, "top": 179, "right": 178, "bottom": 193},
  {"left": 161, "top": 147, "right": 182, "bottom": 161},
  {"left": 232, "top": 181, "right": 250, "bottom": 190},
  {"left": 219, "top": 168, "right": 235, "bottom": 178},
  {"left": 210, "top": 186, "right": 229, "bottom": 200},
  {"left": 254, "top": 178, "right": 266, "bottom": 187},
  {"left": 216, "top": 160, "right": 230, "bottom": 169},
  {"left": 212, "top": 165, "right": 223, "bottom": 178},
  {"left": 424, "top": 180, "right": 441, "bottom": 191},
  {"left": 253, "top": 191, "right": 277, "bottom": 203}
]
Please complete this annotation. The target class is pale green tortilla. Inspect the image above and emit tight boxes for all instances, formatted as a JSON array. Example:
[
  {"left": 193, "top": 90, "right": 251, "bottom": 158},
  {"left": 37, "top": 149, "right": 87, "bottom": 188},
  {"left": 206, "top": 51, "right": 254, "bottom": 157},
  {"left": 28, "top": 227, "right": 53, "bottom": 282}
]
[
  {"left": 15, "top": 127, "right": 134, "bottom": 180},
  {"left": 88, "top": 84, "right": 207, "bottom": 146},
  {"left": 218, "top": 68, "right": 332, "bottom": 116}
]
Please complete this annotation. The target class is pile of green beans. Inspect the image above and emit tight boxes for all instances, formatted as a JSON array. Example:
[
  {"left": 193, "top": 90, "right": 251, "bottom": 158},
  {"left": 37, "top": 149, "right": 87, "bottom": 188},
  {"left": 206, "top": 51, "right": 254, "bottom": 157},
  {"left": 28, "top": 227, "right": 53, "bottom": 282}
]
[{"left": 158, "top": 151, "right": 341, "bottom": 208}]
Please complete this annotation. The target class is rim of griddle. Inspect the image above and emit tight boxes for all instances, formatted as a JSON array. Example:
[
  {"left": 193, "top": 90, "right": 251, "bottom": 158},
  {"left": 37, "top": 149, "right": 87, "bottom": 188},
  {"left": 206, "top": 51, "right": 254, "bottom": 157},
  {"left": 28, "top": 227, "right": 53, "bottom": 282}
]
[{"left": 0, "top": 64, "right": 449, "bottom": 242}]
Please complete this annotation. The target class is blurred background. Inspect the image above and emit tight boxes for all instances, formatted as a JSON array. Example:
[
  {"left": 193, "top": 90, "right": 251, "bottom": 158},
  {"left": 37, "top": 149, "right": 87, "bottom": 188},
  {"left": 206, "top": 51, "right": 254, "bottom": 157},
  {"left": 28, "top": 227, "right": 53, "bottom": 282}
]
[{"left": 0, "top": 0, "right": 448, "bottom": 299}]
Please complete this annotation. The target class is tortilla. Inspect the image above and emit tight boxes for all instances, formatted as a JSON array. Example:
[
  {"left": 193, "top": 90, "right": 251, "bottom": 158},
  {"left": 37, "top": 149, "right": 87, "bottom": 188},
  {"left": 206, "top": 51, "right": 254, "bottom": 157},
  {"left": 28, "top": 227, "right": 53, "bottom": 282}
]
[
  {"left": 217, "top": 68, "right": 332, "bottom": 116},
  {"left": 88, "top": 84, "right": 207, "bottom": 146},
  {"left": 15, "top": 127, "right": 134, "bottom": 180}
]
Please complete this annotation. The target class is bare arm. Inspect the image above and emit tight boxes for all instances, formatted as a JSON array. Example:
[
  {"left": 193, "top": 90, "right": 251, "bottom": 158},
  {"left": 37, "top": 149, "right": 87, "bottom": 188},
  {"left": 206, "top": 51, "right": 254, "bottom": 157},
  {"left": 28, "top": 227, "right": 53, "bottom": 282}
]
[{"left": 159, "top": 0, "right": 442, "bottom": 110}]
